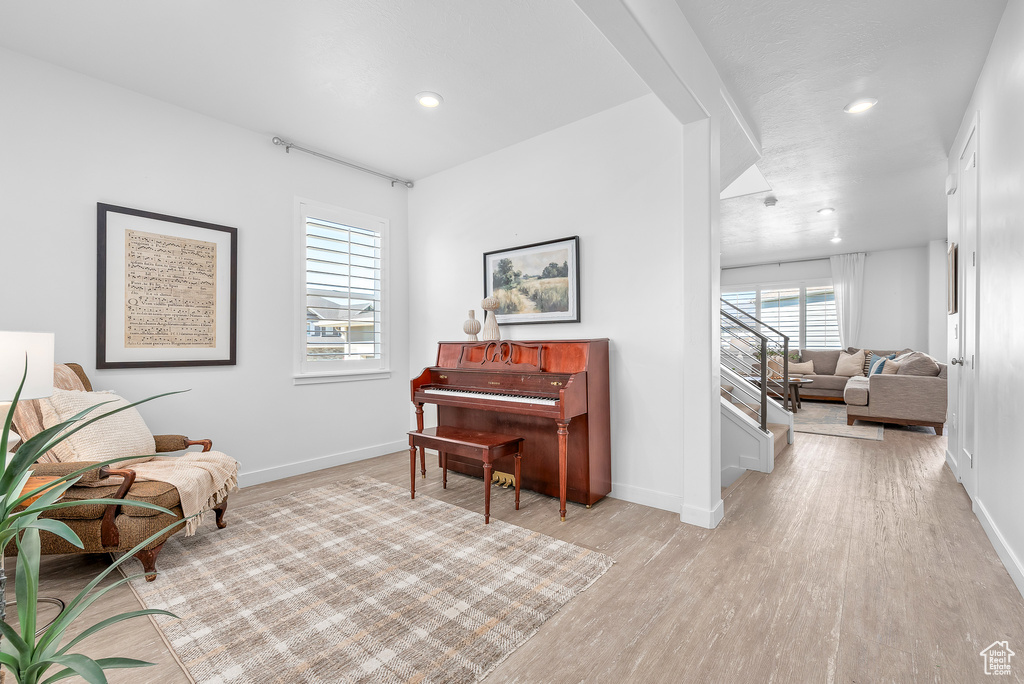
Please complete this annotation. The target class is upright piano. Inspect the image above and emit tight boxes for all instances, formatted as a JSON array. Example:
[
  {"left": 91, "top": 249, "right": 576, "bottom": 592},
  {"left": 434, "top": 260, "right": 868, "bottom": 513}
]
[{"left": 411, "top": 339, "right": 610, "bottom": 520}]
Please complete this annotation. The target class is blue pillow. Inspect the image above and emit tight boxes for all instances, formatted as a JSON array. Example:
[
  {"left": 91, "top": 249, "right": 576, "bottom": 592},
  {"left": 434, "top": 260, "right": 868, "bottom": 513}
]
[{"left": 869, "top": 353, "right": 896, "bottom": 375}]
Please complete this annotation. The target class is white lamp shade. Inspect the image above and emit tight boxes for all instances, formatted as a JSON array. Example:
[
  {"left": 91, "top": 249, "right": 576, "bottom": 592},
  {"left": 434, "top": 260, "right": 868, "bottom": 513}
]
[{"left": 0, "top": 332, "right": 55, "bottom": 401}]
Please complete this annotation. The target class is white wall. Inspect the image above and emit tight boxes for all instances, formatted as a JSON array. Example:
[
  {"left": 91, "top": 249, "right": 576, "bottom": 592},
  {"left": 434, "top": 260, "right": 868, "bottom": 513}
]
[
  {"left": 947, "top": 0, "right": 1024, "bottom": 597},
  {"left": 721, "top": 247, "right": 930, "bottom": 352},
  {"left": 926, "top": 239, "right": 949, "bottom": 360},
  {"left": 408, "top": 94, "right": 688, "bottom": 512},
  {"left": 859, "top": 247, "right": 928, "bottom": 352},
  {"left": 0, "top": 48, "right": 411, "bottom": 486}
]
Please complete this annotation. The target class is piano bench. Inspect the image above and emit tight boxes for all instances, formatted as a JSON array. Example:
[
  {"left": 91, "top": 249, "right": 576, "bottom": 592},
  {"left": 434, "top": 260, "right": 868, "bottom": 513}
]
[{"left": 407, "top": 427, "right": 524, "bottom": 524}]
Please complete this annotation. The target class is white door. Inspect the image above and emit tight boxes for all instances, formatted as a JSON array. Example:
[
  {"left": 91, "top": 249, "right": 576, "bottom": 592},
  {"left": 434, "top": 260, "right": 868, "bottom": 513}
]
[{"left": 958, "top": 127, "right": 978, "bottom": 500}]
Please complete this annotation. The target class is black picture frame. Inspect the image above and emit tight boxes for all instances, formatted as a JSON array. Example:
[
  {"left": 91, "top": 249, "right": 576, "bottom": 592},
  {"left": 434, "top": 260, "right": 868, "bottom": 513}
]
[
  {"left": 97, "top": 203, "right": 238, "bottom": 369},
  {"left": 483, "top": 236, "right": 581, "bottom": 325}
]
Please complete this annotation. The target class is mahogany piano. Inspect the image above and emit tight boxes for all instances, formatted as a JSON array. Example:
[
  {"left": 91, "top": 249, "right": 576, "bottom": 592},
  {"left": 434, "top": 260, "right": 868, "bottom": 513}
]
[{"left": 411, "top": 339, "right": 611, "bottom": 520}]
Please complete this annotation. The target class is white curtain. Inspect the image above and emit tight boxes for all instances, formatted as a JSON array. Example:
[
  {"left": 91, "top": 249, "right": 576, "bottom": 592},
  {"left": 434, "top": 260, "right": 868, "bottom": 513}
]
[{"left": 829, "top": 253, "right": 866, "bottom": 349}]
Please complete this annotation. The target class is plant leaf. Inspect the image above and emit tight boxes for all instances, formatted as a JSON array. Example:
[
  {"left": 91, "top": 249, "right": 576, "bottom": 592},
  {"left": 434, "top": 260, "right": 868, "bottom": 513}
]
[
  {"left": 37, "top": 516, "right": 192, "bottom": 653},
  {"left": 55, "top": 610, "right": 176, "bottom": 656},
  {"left": 40, "top": 658, "right": 154, "bottom": 684},
  {"left": 0, "top": 617, "right": 31, "bottom": 657},
  {"left": 21, "top": 518, "right": 84, "bottom": 548},
  {"left": 15, "top": 527, "right": 41, "bottom": 643},
  {"left": 27, "top": 653, "right": 107, "bottom": 684}
]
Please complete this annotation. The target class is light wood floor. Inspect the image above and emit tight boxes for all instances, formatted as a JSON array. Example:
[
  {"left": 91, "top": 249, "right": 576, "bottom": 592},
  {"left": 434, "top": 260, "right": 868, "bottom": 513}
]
[{"left": 9, "top": 428, "right": 1024, "bottom": 683}]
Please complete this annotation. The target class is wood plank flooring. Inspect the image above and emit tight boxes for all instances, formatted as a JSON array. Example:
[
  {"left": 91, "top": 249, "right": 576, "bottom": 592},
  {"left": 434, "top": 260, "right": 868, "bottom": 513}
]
[{"left": 7, "top": 428, "right": 1024, "bottom": 683}]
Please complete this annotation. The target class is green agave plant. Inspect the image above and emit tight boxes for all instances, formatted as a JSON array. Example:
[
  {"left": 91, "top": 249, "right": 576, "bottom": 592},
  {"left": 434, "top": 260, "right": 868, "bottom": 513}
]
[{"left": 0, "top": 363, "right": 190, "bottom": 683}]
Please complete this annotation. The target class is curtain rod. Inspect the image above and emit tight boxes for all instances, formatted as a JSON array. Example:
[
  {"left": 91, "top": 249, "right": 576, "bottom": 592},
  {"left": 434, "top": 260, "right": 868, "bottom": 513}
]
[
  {"left": 272, "top": 137, "right": 414, "bottom": 188},
  {"left": 722, "top": 255, "right": 833, "bottom": 271}
]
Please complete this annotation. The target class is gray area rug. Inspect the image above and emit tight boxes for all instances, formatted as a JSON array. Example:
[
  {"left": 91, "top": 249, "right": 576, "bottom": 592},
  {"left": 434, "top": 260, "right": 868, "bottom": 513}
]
[
  {"left": 793, "top": 401, "right": 884, "bottom": 441},
  {"left": 127, "top": 476, "right": 613, "bottom": 684}
]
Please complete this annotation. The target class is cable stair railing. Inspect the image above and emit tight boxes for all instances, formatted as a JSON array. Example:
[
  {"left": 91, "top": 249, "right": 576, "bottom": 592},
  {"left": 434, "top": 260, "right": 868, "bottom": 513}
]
[{"left": 720, "top": 298, "right": 792, "bottom": 433}]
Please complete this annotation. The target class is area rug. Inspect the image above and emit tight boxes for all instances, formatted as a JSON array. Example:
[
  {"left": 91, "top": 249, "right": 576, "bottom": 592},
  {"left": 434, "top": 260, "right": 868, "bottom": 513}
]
[
  {"left": 793, "top": 401, "right": 884, "bottom": 441},
  {"left": 125, "top": 476, "right": 613, "bottom": 684}
]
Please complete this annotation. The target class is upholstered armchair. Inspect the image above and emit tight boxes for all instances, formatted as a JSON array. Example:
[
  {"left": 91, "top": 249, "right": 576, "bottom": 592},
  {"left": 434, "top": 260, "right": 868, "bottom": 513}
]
[{"left": 11, "top": 363, "right": 231, "bottom": 580}]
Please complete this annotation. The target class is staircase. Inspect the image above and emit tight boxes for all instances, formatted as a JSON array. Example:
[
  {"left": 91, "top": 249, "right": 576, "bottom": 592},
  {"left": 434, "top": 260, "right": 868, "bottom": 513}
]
[{"left": 720, "top": 299, "right": 793, "bottom": 484}]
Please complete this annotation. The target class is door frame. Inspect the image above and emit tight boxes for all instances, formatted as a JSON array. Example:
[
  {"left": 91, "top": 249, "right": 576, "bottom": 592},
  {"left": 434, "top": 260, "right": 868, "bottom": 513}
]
[{"left": 956, "top": 114, "right": 979, "bottom": 500}]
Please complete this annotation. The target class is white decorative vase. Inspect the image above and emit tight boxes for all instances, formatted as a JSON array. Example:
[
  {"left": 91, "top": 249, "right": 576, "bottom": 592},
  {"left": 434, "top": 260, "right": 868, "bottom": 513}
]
[
  {"left": 463, "top": 310, "right": 481, "bottom": 341},
  {"left": 481, "top": 296, "right": 501, "bottom": 341}
]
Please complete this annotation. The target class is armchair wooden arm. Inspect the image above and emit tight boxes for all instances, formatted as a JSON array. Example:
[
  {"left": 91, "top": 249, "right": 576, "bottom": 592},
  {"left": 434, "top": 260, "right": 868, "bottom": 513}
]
[
  {"left": 153, "top": 435, "right": 213, "bottom": 452},
  {"left": 98, "top": 466, "right": 136, "bottom": 547}
]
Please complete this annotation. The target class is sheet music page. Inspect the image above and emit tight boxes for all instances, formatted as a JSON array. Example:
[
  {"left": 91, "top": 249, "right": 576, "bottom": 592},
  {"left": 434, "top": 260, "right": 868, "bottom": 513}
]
[{"left": 124, "top": 229, "right": 217, "bottom": 348}]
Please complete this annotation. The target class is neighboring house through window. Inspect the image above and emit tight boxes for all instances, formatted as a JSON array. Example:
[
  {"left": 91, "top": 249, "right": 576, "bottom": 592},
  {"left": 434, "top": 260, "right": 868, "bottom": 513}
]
[{"left": 296, "top": 199, "right": 389, "bottom": 383}]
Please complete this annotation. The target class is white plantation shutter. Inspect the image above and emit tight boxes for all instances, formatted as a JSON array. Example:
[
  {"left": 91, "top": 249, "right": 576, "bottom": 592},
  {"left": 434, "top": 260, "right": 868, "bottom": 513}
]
[
  {"left": 297, "top": 201, "right": 388, "bottom": 379},
  {"left": 722, "top": 282, "right": 842, "bottom": 351},
  {"left": 759, "top": 288, "right": 801, "bottom": 349},
  {"left": 804, "top": 286, "right": 841, "bottom": 349}
]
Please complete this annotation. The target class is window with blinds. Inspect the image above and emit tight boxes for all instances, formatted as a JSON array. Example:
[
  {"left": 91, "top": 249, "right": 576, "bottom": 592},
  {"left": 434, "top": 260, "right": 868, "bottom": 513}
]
[
  {"left": 759, "top": 288, "right": 802, "bottom": 349},
  {"left": 298, "top": 201, "right": 388, "bottom": 379},
  {"left": 721, "top": 283, "right": 841, "bottom": 350},
  {"left": 805, "top": 285, "right": 841, "bottom": 349}
]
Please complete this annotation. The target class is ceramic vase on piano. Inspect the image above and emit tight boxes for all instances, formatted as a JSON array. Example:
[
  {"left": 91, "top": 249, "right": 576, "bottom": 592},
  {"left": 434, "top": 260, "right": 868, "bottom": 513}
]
[
  {"left": 481, "top": 296, "right": 501, "bottom": 341},
  {"left": 463, "top": 310, "right": 481, "bottom": 341}
]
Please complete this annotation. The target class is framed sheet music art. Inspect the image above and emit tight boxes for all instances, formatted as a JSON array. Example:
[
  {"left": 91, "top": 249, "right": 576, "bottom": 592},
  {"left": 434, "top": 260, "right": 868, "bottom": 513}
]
[{"left": 96, "top": 203, "right": 238, "bottom": 368}]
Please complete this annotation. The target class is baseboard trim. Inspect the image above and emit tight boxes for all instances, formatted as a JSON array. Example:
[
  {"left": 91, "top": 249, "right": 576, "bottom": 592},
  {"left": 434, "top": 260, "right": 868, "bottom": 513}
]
[
  {"left": 679, "top": 498, "right": 724, "bottom": 529},
  {"left": 609, "top": 482, "right": 682, "bottom": 513},
  {"left": 974, "top": 497, "right": 1024, "bottom": 600},
  {"left": 238, "top": 439, "right": 407, "bottom": 488},
  {"left": 945, "top": 449, "right": 959, "bottom": 480}
]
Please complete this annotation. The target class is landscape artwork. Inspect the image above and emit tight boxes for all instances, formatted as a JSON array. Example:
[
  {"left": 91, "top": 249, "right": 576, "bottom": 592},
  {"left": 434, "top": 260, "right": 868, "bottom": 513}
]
[{"left": 483, "top": 236, "right": 580, "bottom": 325}]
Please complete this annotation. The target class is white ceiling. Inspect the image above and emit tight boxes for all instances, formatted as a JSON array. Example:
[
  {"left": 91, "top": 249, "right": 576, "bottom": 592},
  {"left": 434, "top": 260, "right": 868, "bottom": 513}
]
[
  {"left": 675, "top": 0, "right": 1007, "bottom": 267},
  {"left": 0, "top": 0, "right": 649, "bottom": 181}
]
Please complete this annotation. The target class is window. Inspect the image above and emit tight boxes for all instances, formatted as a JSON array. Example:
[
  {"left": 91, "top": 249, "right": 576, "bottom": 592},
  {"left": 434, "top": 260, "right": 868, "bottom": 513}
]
[
  {"left": 722, "top": 282, "right": 841, "bottom": 350},
  {"left": 296, "top": 200, "right": 388, "bottom": 382}
]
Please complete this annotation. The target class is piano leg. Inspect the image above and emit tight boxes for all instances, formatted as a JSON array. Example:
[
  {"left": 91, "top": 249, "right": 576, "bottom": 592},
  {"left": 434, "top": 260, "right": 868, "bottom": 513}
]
[
  {"left": 514, "top": 447, "right": 521, "bottom": 511},
  {"left": 483, "top": 460, "right": 492, "bottom": 524},
  {"left": 409, "top": 446, "right": 417, "bottom": 500},
  {"left": 557, "top": 419, "right": 570, "bottom": 521}
]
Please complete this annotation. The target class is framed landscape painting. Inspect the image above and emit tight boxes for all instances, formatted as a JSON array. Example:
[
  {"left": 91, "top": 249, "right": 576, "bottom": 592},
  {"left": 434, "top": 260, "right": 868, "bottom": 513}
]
[{"left": 483, "top": 236, "right": 580, "bottom": 325}]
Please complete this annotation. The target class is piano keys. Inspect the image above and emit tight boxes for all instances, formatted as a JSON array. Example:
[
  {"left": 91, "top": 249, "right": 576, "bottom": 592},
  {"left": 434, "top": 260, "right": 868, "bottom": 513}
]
[{"left": 411, "top": 339, "right": 611, "bottom": 520}]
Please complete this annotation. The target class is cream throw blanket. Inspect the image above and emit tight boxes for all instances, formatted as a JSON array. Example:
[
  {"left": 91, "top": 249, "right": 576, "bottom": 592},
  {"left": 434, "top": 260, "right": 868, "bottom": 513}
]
[{"left": 102, "top": 451, "right": 239, "bottom": 537}]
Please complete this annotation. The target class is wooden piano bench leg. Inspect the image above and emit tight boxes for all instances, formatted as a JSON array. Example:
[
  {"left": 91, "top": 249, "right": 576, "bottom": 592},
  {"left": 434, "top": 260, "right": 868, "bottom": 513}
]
[
  {"left": 514, "top": 450, "right": 521, "bottom": 511},
  {"left": 483, "top": 460, "right": 493, "bottom": 524},
  {"left": 442, "top": 451, "right": 448, "bottom": 489},
  {"left": 409, "top": 446, "right": 417, "bottom": 499},
  {"left": 419, "top": 446, "right": 427, "bottom": 478}
]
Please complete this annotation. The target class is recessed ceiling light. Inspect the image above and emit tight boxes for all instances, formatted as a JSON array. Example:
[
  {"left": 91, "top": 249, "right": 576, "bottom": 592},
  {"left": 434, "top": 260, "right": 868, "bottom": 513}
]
[
  {"left": 416, "top": 91, "right": 443, "bottom": 108},
  {"left": 817, "top": 207, "right": 836, "bottom": 215},
  {"left": 843, "top": 98, "right": 878, "bottom": 114},
  {"left": 831, "top": 236, "right": 843, "bottom": 243}
]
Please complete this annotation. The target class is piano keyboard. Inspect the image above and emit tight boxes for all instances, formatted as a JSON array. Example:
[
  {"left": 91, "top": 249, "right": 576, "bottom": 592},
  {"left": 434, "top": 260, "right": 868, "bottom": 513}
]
[{"left": 423, "top": 387, "right": 558, "bottom": 405}]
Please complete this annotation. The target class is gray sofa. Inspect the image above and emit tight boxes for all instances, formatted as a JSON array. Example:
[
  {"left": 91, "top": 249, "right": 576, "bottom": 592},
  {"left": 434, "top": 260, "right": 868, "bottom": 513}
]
[{"left": 795, "top": 347, "right": 947, "bottom": 435}]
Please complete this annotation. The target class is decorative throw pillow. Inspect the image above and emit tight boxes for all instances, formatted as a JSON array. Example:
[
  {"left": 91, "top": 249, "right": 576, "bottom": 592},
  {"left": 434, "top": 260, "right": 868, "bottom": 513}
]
[
  {"left": 835, "top": 349, "right": 867, "bottom": 377},
  {"left": 896, "top": 352, "right": 941, "bottom": 377},
  {"left": 40, "top": 388, "right": 156, "bottom": 466},
  {"left": 881, "top": 360, "right": 902, "bottom": 374},
  {"left": 869, "top": 353, "right": 896, "bottom": 375},
  {"left": 789, "top": 360, "right": 814, "bottom": 374}
]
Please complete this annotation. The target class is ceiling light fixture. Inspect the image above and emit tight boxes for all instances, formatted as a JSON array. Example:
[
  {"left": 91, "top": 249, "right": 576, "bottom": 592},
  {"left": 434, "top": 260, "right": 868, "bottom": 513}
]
[
  {"left": 764, "top": 196, "right": 778, "bottom": 208},
  {"left": 817, "top": 207, "right": 836, "bottom": 215},
  {"left": 831, "top": 236, "right": 843, "bottom": 243},
  {"left": 843, "top": 98, "right": 878, "bottom": 114},
  {"left": 416, "top": 91, "right": 443, "bottom": 108}
]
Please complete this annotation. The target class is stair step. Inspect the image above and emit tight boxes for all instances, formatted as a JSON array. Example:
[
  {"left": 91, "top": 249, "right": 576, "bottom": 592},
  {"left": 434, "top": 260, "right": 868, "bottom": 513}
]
[{"left": 767, "top": 423, "right": 789, "bottom": 457}]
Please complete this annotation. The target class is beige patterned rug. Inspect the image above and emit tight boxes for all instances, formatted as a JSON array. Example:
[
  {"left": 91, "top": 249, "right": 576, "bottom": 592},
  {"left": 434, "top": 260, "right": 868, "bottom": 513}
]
[
  {"left": 793, "top": 401, "right": 884, "bottom": 441},
  {"left": 126, "top": 476, "right": 613, "bottom": 684}
]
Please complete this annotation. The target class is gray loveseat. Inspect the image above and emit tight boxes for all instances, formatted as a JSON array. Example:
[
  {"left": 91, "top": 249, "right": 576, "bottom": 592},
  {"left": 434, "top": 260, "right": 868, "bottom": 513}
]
[{"left": 794, "top": 348, "right": 947, "bottom": 435}]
